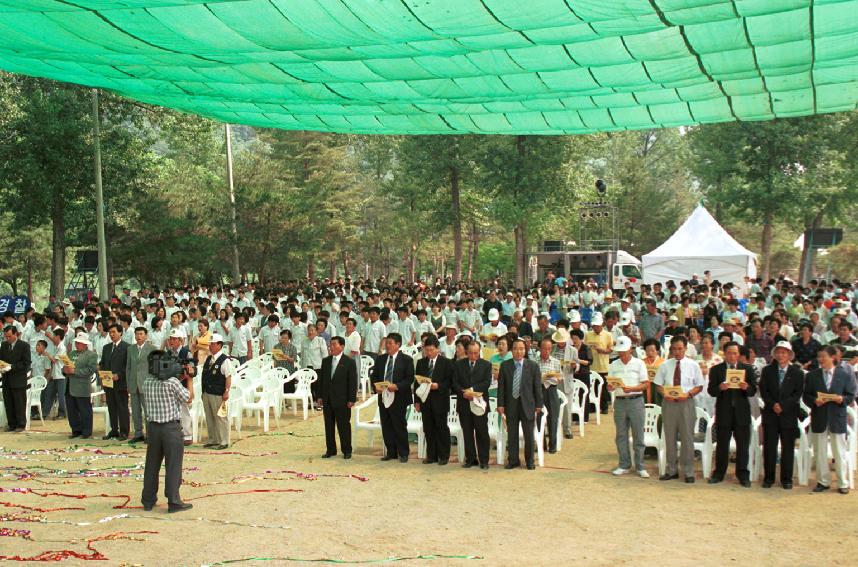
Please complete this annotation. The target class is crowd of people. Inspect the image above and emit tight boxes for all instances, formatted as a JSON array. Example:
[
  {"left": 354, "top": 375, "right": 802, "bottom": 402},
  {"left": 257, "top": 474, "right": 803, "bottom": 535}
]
[{"left": 1, "top": 272, "right": 856, "bottom": 498}]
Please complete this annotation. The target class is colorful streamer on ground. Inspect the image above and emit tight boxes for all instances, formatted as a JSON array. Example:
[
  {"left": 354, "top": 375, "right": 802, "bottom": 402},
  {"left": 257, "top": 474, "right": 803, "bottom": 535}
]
[{"left": 202, "top": 554, "right": 483, "bottom": 565}]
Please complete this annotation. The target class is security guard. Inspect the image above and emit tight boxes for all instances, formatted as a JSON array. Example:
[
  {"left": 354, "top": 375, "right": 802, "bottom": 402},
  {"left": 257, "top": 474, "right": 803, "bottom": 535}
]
[{"left": 200, "top": 333, "right": 234, "bottom": 450}]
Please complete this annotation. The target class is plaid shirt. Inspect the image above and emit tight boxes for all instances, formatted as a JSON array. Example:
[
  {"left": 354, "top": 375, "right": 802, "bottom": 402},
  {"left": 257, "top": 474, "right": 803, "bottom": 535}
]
[
  {"left": 537, "top": 355, "right": 562, "bottom": 389},
  {"left": 142, "top": 376, "right": 189, "bottom": 423}
]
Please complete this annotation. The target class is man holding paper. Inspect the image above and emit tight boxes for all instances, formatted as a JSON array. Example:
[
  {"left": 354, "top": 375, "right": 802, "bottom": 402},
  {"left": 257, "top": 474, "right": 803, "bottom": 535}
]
[
  {"left": 803, "top": 346, "right": 856, "bottom": 494},
  {"left": 453, "top": 340, "right": 492, "bottom": 469},
  {"left": 606, "top": 336, "right": 649, "bottom": 478},
  {"left": 371, "top": 332, "right": 414, "bottom": 462},
  {"left": 707, "top": 342, "right": 757, "bottom": 487},
  {"left": 99, "top": 324, "right": 129, "bottom": 440},
  {"left": 414, "top": 336, "right": 454, "bottom": 465},
  {"left": 654, "top": 336, "right": 704, "bottom": 483},
  {"left": 536, "top": 337, "right": 563, "bottom": 454}
]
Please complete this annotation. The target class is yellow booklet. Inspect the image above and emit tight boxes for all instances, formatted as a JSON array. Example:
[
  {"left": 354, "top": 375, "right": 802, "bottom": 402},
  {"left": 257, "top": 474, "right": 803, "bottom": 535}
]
[
  {"left": 98, "top": 370, "right": 114, "bottom": 388},
  {"left": 817, "top": 392, "right": 840, "bottom": 403},
  {"left": 663, "top": 385, "right": 685, "bottom": 399},
  {"left": 725, "top": 368, "right": 745, "bottom": 389},
  {"left": 415, "top": 374, "right": 432, "bottom": 384},
  {"left": 606, "top": 376, "right": 625, "bottom": 389},
  {"left": 57, "top": 354, "right": 74, "bottom": 367},
  {"left": 0, "top": 360, "right": 10, "bottom": 371},
  {"left": 271, "top": 349, "right": 287, "bottom": 361},
  {"left": 465, "top": 387, "right": 483, "bottom": 398},
  {"left": 374, "top": 380, "right": 393, "bottom": 391}
]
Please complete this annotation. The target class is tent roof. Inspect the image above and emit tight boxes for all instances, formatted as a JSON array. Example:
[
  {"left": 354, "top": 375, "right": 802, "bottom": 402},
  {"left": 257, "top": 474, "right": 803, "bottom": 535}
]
[
  {"left": 643, "top": 205, "right": 756, "bottom": 259},
  {"left": 1, "top": 1, "right": 857, "bottom": 134}
]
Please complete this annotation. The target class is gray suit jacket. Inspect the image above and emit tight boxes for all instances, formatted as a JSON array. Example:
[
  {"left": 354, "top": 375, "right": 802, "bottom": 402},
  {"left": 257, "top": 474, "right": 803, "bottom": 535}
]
[
  {"left": 125, "top": 342, "right": 155, "bottom": 394},
  {"left": 497, "top": 358, "right": 543, "bottom": 417}
]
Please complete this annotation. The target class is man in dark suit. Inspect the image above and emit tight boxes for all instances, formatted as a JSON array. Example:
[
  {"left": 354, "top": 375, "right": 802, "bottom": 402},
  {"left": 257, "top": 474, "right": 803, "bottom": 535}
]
[
  {"left": 759, "top": 340, "right": 805, "bottom": 489},
  {"left": 99, "top": 323, "right": 129, "bottom": 440},
  {"left": 371, "top": 333, "right": 414, "bottom": 462},
  {"left": 803, "top": 346, "right": 857, "bottom": 494},
  {"left": 497, "top": 338, "right": 543, "bottom": 470},
  {"left": 414, "top": 336, "right": 453, "bottom": 465},
  {"left": 454, "top": 341, "right": 492, "bottom": 469},
  {"left": 707, "top": 342, "right": 757, "bottom": 487},
  {"left": 317, "top": 336, "right": 358, "bottom": 459},
  {"left": 1, "top": 326, "right": 32, "bottom": 432}
]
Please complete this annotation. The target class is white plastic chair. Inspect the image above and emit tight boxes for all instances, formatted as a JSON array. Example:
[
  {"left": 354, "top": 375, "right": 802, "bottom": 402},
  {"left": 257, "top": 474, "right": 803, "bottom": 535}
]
[
  {"left": 190, "top": 378, "right": 205, "bottom": 443},
  {"left": 359, "top": 356, "right": 375, "bottom": 399},
  {"left": 497, "top": 407, "right": 547, "bottom": 467},
  {"left": 642, "top": 404, "right": 665, "bottom": 476},
  {"left": 242, "top": 374, "right": 280, "bottom": 432},
  {"left": 90, "top": 375, "right": 110, "bottom": 435},
  {"left": 406, "top": 405, "right": 426, "bottom": 459},
  {"left": 25, "top": 376, "right": 47, "bottom": 429},
  {"left": 400, "top": 345, "right": 419, "bottom": 358},
  {"left": 265, "top": 367, "right": 292, "bottom": 420},
  {"left": 569, "top": 379, "right": 589, "bottom": 438},
  {"left": 354, "top": 394, "right": 382, "bottom": 448},
  {"left": 847, "top": 406, "right": 857, "bottom": 489},
  {"left": 487, "top": 397, "right": 503, "bottom": 465},
  {"left": 227, "top": 385, "right": 244, "bottom": 441},
  {"left": 447, "top": 397, "right": 465, "bottom": 463},
  {"left": 589, "top": 371, "right": 604, "bottom": 425},
  {"left": 282, "top": 368, "right": 317, "bottom": 420},
  {"left": 692, "top": 407, "right": 714, "bottom": 479},
  {"left": 555, "top": 390, "right": 569, "bottom": 452}
]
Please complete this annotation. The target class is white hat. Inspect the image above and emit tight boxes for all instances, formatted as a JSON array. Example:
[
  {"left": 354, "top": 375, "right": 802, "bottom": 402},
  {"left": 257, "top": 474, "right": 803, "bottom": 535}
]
[
  {"left": 444, "top": 323, "right": 457, "bottom": 330},
  {"left": 591, "top": 313, "right": 604, "bottom": 326},
  {"left": 620, "top": 314, "right": 632, "bottom": 326},
  {"left": 210, "top": 333, "right": 225, "bottom": 343},
  {"left": 668, "top": 315, "right": 679, "bottom": 322},
  {"left": 614, "top": 336, "right": 632, "bottom": 353},
  {"left": 773, "top": 340, "right": 793, "bottom": 354},
  {"left": 439, "top": 289, "right": 448, "bottom": 295},
  {"left": 551, "top": 329, "right": 570, "bottom": 343},
  {"left": 506, "top": 291, "right": 513, "bottom": 297},
  {"left": 73, "top": 332, "right": 91, "bottom": 346},
  {"left": 469, "top": 396, "right": 487, "bottom": 416},
  {"left": 488, "top": 308, "right": 500, "bottom": 322},
  {"left": 569, "top": 310, "right": 581, "bottom": 323},
  {"left": 169, "top": 328, "right": 187, "bottom": 339}
]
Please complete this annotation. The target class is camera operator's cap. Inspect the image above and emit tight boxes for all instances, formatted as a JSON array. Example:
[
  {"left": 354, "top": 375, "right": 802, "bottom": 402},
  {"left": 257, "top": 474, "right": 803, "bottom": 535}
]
[
  {"left": 614, "top": 336, "right": 632, "bottom": 353},
  {"left": 210, "top": 333, "right": 225, "bottom": 344},
  {"left": 73, "top": 332, "right": 91, "bottom": 346},
  {"left": 488, "top": 308, "right": 500, "bottom": 322},
  {"left": 591, "top": 312, "right": 604, "bottom": 326},
  {"left": 569, "top": 310, "right": 581, "bottom": 323}
]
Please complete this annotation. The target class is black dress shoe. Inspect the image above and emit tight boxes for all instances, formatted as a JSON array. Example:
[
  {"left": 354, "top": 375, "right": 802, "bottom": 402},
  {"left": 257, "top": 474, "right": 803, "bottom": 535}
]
[
  {"left": 214, "top": 444, "right": 229, "bottom": 450},
  {"left": 462, "top": 462, "right": 474, "bottom": 469},
  {"left": 398, "top": 456, "right": 408, "bottom": 463},
  {"left": 437, "top": 459, "right": 448, "bottom": 466},
  {"left": 548, "top": 449, "right": 557, "bottom": 454},
  {"left": 838, "top": 488, "right": 849, "bottom": 495},
  {"left": 102, "top": 433, "right": 116, "bottom": 440},
  {"left": 142, "top": 504, "right": 154, "bottom": 511},
  {"left": 684, "top": 477, "right": 695, "bottom": 484},
  {"left": 762, "top": 481, "right": 773, "bottom": 488},
  {"left": 813, "top": 483, "right": 830, "bottom": 493},
  {"left": 69, "top": 433, "right": 81, "bottom": 439},
  {"left": 564, "top": 434, "right": 573, "bottom": 439},
  {"left": 479, "top": 464, "right": 489, "bottom": 470},
  {"left": 659, "top": 473, "right": 679, "bottom": 481},
  {"left": 707, "top": 477, "right": 723, "bottom": 485},
  {"left": 380, "top": 455, "right": 394, "bottom": 461},
  {"left": 526, "top": 464, "right": 536, "bottom": 470},
  {"left": 321, "top": 453, "right": 334, "bottom": 459},
  {"left": 504, "top": 463, "right": 519, "bottom": 470},
  {"left": 422, "top": 459, "right": 437, "bottom": 464},
  {"left": 130, "top": 436, "right": 145, "bottom": 443},
  {"left": 80, "top": 435, "right": 92, "bottom": 439},
  {"left": 116, "top": 434, "right": 128, "bottom": 441},
  {"left": 168, "top": 502, "right": 193, "bottom": 513},
  {"left": 5, "top": 427, "right": 14, "bottom": 432},
  {"left": 343, "top": 453, "right": 352, "bottom": 460},
  {"left": 782, "top": 482, "right": 792, "bottom": 490},
  {"left": 14, "top": 427, "right": 24, "bottom": 433},
  {"left": 203, "top": 443, "right": 217, "bottom": 448},
  {"left": 740, "top": 480, "right": 752, "bottom": 488}
]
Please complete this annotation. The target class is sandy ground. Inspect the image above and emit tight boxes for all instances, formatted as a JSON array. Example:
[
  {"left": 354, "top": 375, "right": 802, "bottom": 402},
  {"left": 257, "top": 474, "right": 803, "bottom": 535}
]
[{"left": 0, "top": 405, "right": 854, "bottom": 567}]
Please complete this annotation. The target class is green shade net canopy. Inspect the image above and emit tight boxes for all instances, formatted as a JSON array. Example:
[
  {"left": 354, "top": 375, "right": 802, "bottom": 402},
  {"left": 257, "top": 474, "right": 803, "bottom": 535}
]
[{"left": 0, "top": 0, "right": 856, "bottom": 134}]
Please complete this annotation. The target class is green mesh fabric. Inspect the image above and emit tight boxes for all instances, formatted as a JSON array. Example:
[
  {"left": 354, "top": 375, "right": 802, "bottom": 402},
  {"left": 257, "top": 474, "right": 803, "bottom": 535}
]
[{"left": 0, "top": 0, "right": 856, "bottom": 134}]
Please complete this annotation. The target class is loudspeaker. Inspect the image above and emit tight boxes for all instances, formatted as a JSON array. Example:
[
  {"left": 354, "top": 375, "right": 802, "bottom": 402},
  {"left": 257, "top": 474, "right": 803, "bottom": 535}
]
[{"left": 76, "top": 251, "right": 98, "bottom": 272}]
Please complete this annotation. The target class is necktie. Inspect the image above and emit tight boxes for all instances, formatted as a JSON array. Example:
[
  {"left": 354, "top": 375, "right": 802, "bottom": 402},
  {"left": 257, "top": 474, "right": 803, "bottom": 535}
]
[
  {"left": 778, "top": 367, "right": 785, "bottom": 385},
  {"left": 385, "top": 356, "right": 394, "bottom": 381},
  {"left": 825, "top": 371, "right": 832, "bottom": 390},
  {"left": 331, "top": 356, "right": 338, "bottom": 378},
  {"left": 513, "top": 362, "right": 522, "bottom": 399},
  {"left": 470, "top": 361, "right": 475, "bottom": 373},
  {"left": 672, "top": 360, "right": 681, "bottom": 386},
  {"left": 428, "top": 358, "right": 435, "bottom": 376}
]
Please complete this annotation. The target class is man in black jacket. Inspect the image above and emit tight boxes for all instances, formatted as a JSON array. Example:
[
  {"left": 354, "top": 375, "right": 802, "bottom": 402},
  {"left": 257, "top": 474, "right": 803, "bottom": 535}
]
[
  {"left": 454, "top": 341, "right": 493, "bottom": 469},
  {"left": 1, "top": 326, "right": 31, "bottom": 432},
  {"left": 318, "top": 336, "right": 358, "bottom": 459},
  {"left": 414, "top": 336, "right": 453, "bottom": 465},
  {"left": 707, "top": 342, "right": 757, "bottom": 487},
  {"left": 371, "top": 333, "right": 414, "bottom": 462},
  {"left": 759, "top": 341, "right": 805, "bottom": 489},
  {"left": 100, "top": 324, "right": 129, "bottom": 440}
]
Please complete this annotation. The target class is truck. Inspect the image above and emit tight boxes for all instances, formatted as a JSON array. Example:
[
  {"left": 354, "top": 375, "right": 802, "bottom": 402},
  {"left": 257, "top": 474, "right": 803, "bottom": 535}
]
[{"left": 528, "top": 242, "right": 643, "bottom": 291}]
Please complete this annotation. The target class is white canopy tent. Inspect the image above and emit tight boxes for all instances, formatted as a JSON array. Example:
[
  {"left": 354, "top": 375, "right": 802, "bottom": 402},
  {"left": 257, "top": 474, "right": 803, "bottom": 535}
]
[{"left": 642, "top": 205, "right": 757, "bottom": 286}]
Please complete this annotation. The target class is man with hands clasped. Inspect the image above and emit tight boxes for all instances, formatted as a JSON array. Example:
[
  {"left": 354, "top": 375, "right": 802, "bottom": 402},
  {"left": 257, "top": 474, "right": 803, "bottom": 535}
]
[
  {"left": 759, "top": 341, "right": 804, "bottom": 489},
  {"left": 654, "top": 335, "right": 704, "bottom": 483}
]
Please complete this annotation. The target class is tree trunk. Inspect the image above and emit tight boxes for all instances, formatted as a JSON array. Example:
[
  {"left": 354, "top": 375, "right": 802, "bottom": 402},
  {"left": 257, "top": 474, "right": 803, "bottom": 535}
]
[
  {"left": 798, "top": 210, "right": 824, "bottom": 284},
  {"left": 224, "top": 124, "right": 241, "bottom": 285},
  {"left": 27, "top": 259, "right": 33, "bottom": 302},
  {"left": 466, "top": 224, "right": 475, "bottom": 282},
  {"left": 450, "top": 166, "right": 463, "bottom": 282},
  {"left": 259, "top": 210, "right": 272, "bottom": 285},
  {"left": 760, "top": 211, "right": 773, "bottom": 281},
  {"left": 472, "top": 224, "right": 480, "bottom": 282},
  {"left": 342, "top": 251, "right": 350, "bottom": 278},
  {"left": 514, "top": 222, "right": 529, "bottom": 288},
  {"left": 307, "top": 254, "right": 315, "bottom": 281},
  {"left": 330, "top": 258, "right": 337, "bottom": 282},
  {"left": 50, "top": 192, "right": 66, "bottom": 298}
]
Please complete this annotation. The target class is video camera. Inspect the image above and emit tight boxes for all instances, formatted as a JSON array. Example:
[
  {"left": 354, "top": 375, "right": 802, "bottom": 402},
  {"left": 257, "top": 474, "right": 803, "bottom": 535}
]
[{"left": 148, "top": 349, "right": 186, "bottom": 381}]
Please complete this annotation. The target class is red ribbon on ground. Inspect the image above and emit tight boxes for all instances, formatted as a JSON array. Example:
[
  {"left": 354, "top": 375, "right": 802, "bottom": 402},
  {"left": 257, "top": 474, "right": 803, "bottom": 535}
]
[{"left": 0, "top": 530, "right": 157, "bottom": 562}]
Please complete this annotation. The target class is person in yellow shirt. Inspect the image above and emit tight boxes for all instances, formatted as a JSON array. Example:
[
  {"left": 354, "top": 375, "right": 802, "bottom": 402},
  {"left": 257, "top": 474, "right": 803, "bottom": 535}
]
[{"left": 585, "top": 312, "right": 614, "bottom": 414}]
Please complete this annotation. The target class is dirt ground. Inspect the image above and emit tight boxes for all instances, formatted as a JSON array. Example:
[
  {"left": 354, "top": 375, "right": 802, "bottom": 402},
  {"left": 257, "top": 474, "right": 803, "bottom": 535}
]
[{"left": 0, "top": 407, "right": 853, "bottom": 567}]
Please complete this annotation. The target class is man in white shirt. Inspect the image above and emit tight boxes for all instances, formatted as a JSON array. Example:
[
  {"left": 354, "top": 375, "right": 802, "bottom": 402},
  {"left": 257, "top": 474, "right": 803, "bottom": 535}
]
[
  {"left": 258, "top": 315, "right": 281, "bottom": 356},
  {"left": 606, "top": 336, "right": 650, "bottom": 477},
  {"left": 229, "top": 313, "right": 252, "bottom": 364},
  {"left": 364, "top": 307, "right": 385, "bottom": 357},
  {"left": 654, "top": 335, "right": 705, "bottom": 483}
]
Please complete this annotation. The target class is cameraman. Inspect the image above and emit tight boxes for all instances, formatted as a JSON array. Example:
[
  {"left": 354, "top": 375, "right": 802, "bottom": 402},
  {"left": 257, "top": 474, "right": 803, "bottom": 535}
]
[
  {"left": 165, "top": 330, "right": 195, "bottom": 445},
  {"left": 141, "top": 351, "right": 192, "bottom": 513}
]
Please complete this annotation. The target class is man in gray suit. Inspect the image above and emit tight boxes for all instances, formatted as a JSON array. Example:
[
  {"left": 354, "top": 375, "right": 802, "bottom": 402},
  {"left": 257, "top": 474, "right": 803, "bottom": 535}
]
[
  {"left": 497, "top": 338, "right": 543, "bottom": 469},
  {"left": 126, "top": 327, "right": 155, "bottom": 443},
  {"left": 803, "top": 346, "right": 857, "bottom": 494}
]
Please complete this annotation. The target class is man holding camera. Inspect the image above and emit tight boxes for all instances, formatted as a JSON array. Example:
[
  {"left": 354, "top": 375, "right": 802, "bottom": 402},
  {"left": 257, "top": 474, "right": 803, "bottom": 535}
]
[{"left": 141, "top": 350, "right": 192, "bottom": 513}]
